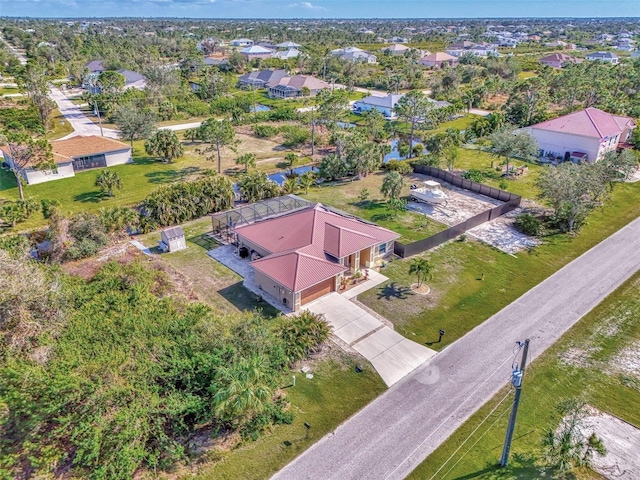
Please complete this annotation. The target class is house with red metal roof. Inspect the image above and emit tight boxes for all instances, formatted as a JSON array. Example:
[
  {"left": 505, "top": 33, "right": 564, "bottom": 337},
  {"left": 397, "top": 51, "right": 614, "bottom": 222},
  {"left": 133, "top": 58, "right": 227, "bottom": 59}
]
[
  {"left": 523, "top": 108, "right": 635, "bottom": 163},
  {"left": 234, "top": 204, "right": 399, "bottom": 311}
]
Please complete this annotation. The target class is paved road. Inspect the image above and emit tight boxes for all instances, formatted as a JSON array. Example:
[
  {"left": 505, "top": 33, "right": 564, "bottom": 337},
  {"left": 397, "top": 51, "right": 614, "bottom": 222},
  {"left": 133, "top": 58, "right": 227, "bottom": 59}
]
[
  {"left": 49, "top": 86, "right": 119, "bottom": 139},
  {"left": 0, "top": 34, "right": 27, "bottom": 65},
  {"left": 273, "top": 214, "right": 640, "bottom": 480}
]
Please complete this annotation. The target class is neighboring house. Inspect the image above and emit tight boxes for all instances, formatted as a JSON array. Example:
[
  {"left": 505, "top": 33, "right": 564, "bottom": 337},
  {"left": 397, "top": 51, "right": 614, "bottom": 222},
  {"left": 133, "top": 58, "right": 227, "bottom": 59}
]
[
  {"left": 523, "top": 107, "right": 636, "bottom": 163},
  {"left": 240, "top": 45, "right": 273, "bottom": 60},
  {"left": 234, "top": 203, "right": 399, "bottom": 311},
  {"left": 85, "top": 60, "right": 106, "bottom": 73},
  {"left": 203, "top": 54, "right": 228, "bottom": 66},
  {"left": 545, "top": 40, "right": 577, "bottom": 49},
  {"left": 331, "top": 47, "right": 377, "bottom": 63},
  {"left": 382, "top": 43, "right": 411, "bottom": 56},
  {"left": 267, "top": 75, "right": 329, "bottom": 99},
  {"left": 419, "top": 51, "right": 458, "bottom": 68},
  {"left": 1, "top": 136, "right": 132, "bottom": 185},
  {"left": 230, "top": 38, "right": 254, "bottom": 47},
  {"left": 159, "top": 227, "right": 186, "bottom": 253},
  {"left": 539, "top": 52, "right": 580, "bottom": 68},
  {"left": 586, "top": 51, "right": 619, "bottom": 64},
  {"left": 237, "top": 69, "right": 288, "bottom": 89},
  {"left": 275, "top": 41, "right": 301, "bottom": 49},
  {"left": 615, "top": 40, "right": 636, "bottom": 51},
  {"left": 84, "top": 68, "right": 146, "bottom": 92},
  {"left": 446, "top": 41, "right": 499, "bottom": 57},
  {"left": 272, "top": 48, "right": 301, "bottom": 60},
  {"left": 353, "top": 94, "right": 404, "bottom": 118},
  {"left": 388, "top": 36, "right": 409, "bottom": 43}
]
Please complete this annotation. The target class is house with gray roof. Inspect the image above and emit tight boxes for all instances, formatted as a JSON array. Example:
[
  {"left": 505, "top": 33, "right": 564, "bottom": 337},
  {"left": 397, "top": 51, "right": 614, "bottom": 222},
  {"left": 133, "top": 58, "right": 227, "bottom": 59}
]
[
  {"left": 237, "top": 69, "right": 288, "bottom": 89},
  {"left": 586, "top": 51, "right": 619, "bottom": 64},
  {"left": 353, "top": 94, "right": 404, "bottom": 118}
]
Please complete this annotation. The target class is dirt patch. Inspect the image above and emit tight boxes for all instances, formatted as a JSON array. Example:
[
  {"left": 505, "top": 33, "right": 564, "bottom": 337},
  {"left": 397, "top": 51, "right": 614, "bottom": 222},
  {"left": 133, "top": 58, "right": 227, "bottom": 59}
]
[
  {"left": 559, "top": 346, "right": 600, "bottom": 368},
  {"left": 611, "top": 341, "right": 640, "bottom": 380},
  {"left": 582, "top": 408, "right": 640, "bottom": 480},
  {"left": 62, "top": 243, "right": 142, "bottom": 279},
  {"left": 468, "top": 207, "right": 542, "bottom": 255},
  {"left": 411, "top": 283, "right": 430, "bottom": 295}
]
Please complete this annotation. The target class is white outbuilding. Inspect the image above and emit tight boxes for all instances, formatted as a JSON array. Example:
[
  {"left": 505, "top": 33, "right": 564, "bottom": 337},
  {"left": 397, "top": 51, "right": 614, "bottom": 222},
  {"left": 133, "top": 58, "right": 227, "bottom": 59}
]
[{"left": 159, "top": 226, "right": 186, "bottom": 253}]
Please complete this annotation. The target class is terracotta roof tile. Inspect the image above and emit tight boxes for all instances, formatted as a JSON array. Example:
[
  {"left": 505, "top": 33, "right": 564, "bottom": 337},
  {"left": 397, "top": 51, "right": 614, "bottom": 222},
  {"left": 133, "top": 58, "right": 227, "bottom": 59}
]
[{"left": 51, "top": 136, "right": 130, "bottom": 159}]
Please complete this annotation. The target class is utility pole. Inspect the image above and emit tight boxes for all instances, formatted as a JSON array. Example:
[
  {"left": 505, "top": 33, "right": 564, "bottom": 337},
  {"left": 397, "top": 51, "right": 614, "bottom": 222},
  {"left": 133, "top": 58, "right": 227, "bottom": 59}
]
[{"left": 500, "top": 338, "right": 530, "bottom": 467}]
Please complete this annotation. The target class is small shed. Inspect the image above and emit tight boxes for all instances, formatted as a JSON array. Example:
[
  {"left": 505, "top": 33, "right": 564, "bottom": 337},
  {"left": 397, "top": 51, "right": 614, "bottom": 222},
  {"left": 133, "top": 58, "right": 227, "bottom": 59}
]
[{"left": 159, "top": 226, "right": 186, "bottom": 253}]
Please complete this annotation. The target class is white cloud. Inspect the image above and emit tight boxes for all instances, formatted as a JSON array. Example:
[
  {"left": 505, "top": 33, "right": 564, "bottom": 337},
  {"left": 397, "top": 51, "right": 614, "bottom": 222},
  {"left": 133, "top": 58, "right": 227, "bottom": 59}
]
[{"left": 287, "top": 1, "right": 325, "bottom": 10}]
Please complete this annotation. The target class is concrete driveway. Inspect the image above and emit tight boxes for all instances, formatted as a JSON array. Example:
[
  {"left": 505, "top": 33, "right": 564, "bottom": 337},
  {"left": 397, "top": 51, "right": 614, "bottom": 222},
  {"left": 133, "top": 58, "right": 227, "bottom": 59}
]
[
  {"left": 49, "top": 86, "right": 119, "bottom": 139},
  {"left": 305, "top": 293, "right": 435, "bottom": 386}
]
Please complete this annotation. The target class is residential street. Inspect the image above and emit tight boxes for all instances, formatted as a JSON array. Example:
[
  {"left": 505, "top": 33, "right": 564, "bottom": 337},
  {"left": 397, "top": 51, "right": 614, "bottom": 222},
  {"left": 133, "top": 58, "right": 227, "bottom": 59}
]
[
  {"left": 272, "top": 214, "right": 640, "bottom": 480},
  {"left": 48, "top": 86, "right": 119, "bottom": 139}
]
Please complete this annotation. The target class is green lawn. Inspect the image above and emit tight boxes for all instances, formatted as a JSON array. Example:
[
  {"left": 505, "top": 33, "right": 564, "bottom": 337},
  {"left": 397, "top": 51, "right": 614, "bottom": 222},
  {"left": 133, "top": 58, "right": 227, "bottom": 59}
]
[
  {"left": 194, "top": 357, "right": 386, "bottom": 480},
  {"left": 47, "top": 108, "right": 74, "bottom": 140},
  {"left": 358, "top": 179, "right": 640, "bottom": 350},
  {"left": 454, "top": 147, "right": 544, "bottom": 199},
  {"left": 137, "top": 217, "right": 281, "bottom": 317},
  {"left": 0, "top": 86, "right": 20, "bottom": 95},
  {"left": 408, "top": 270, "right": 640, "bottom": 480},
  {"left": 517, "top": 71, "right": 538, "bottom": 80},
  {"left": 302, "top": 172, "right": 447, "bottom": 243}
]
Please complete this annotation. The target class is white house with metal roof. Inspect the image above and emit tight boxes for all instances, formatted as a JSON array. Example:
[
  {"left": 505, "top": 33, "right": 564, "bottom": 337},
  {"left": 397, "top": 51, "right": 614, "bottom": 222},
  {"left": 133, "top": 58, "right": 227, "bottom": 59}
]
[{"left": 353, "top": 94, "right": 404, "bottom": 118}]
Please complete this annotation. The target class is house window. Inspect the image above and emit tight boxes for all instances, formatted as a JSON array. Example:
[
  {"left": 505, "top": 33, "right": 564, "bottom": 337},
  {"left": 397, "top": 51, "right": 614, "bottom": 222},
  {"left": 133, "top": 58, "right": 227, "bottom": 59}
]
[{"left": 378, "top": 242, "right": 387, "bottom": 255}]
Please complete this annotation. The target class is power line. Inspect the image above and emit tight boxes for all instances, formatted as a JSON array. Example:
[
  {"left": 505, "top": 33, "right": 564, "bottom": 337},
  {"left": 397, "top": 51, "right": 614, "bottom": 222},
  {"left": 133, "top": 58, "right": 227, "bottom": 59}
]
[
  {"left": 428, "top": 389, "right": 513, "bottom": 480},
  {"left": 439, "top": 401, "right": 513, "bottom": 480},
  {"left": 384, "top": 352, "right": 515, "bottom": 480}
]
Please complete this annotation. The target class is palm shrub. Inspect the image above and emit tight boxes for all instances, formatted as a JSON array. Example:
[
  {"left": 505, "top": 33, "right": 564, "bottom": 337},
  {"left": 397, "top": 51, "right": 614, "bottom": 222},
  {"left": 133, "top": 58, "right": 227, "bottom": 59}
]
[
  {"left": 408, "top": 258, "right": 433, "bottom": 287},
  {"left": 278, "top": 311, "right": 332, "bottom": 363},
  {"left": 514, "top": 213, "right": 541, "bottom": 236},
  {"left": 95, "top": 169, "right": 124, "bottom": 197}
]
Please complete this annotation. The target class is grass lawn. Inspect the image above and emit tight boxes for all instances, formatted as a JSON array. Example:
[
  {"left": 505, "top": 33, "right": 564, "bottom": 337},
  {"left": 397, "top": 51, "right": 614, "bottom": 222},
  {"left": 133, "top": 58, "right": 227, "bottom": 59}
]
[
  {"left": 47, "top": 108, "right": 74, "bottom": 140},
  {"left": 302, "top": 172, "right": 447, "bottom": 243},
  {"left": 194, "top": 356, "right": 386, "bottom": 480},
  {"left": 453, "top": 147, "right": 544, "bottom": 199},
  {"left": 408, "top": 270, "right": 640, "bottom": 479},
  {"left": 517, "top": 71, "right": 538, "bottom": 80},
  {"left": 137, "top": 217, "right": 281, "bottom": 318},
  {"left": 358, "top": 179, "right": 640, "bottom": 350},
  {"left": 0, "top": 86, "right": 20, "bottom": 95}
]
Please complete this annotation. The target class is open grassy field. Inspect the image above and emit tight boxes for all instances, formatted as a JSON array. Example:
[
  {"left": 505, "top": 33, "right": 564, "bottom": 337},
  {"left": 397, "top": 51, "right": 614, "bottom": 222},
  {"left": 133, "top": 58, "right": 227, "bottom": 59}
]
[
  {"left": 302, "top": 172, "right": 447, "bottom": 243},
  {"left": 408, "top": 270, "right": 640, "bottom": 480},
  {"left": 357, "top": 179, "right": 640, "bottom": 350}
]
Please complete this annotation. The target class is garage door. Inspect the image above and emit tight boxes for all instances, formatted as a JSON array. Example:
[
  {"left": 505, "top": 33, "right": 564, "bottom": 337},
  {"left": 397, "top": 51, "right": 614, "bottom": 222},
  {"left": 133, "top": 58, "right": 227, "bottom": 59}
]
[{"left": 301, "top": 278, "right": 335, "bottom": 305}]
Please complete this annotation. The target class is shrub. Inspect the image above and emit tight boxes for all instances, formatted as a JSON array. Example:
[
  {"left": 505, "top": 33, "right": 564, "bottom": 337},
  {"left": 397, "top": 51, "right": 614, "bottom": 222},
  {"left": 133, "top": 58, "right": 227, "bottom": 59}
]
[
  {"left": 514, "top": 213, "right": 541, "bottom": 236},
  {"left": 175, "top": 100, "right": 210, "bottom": 117},
  {"left": 384, "top": 159, "right": 413, "bottom": 174},
  {"left": 462, "top": 169, "right": 487, "bottom": 182},
  {"left": 278, "top": 311, "right": 332, "bottom": 363},
  {"left": 253, "top": 124, "right": 279, "bottom": 138},
  {"left": 41, "top": 199, "right": 61, "bottom": 219},
  {"left": 280, "top": 125, "right": 310, "bottom": 147}
]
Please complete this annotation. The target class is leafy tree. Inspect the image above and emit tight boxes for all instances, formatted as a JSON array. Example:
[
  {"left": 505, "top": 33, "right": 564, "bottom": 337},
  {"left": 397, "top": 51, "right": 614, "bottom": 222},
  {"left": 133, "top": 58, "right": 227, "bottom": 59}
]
[
  {"left": 393, "top": 91, "right": 433, "bottom": 157},
  {"left": 145, "top": 130, "right": 184, "bottom": 164},
  {"left": 316, "top": 89, "right": 350, "bottom": 129},
  {"left": 542, "top": 398, "right": 606, "bottom": 473},
  {"left": 381, "top": 171, "right": 404, "bottom": 200},
  {"left": 236, "top": 153, "right": 257, "bottom": 173},
  {"left": 505, "top": 77, "right": 549, "bottom": 127},
  {"left": 408, "top": 258, "right": 433, "bottom": 287},
  {"left": 514, "top": 213, "right": 541, "bottom": 236},
  {"left": 536, "top": 162, "right": 612, "bottom": 232},
  {"left": 361, "top": 108, "right": 389, "bottom": 142},
  {"left": 358, "top": 188, "right": 370, "bottom": 202},
  {"left": 114, "top": 106, "right": 156, "bottom": 147},
  {"left": 345, "top": 133, "right": 381, "bottom": 179},
  {"left": 97, "top": 70, "right": 126, "bottom": 94},
  {"left": 184, "top": 127, "right": 201, "bottom": 143},
  {"left": 99, "top": 206, "right": 139, "bottom": 233},
  {"left": 386, "top": 197, "right": 407, "bottom": 217},
  {"left": 198, "top": 119, "right": 237, "bottom": 174},
  {"left": 95, "top": 169, "right": 124, "bottom": 197},
  {"left": 20, "top": 67, "right": 55, "bottom": 128},
  {"left": 488, "top": 126, "right": 538, "bottom": 175},
  {"left": 444, "top": 146, "right": 459, "bottom": 172},
  {"left": 0, "top": 133, "right": 54, "bottom": 200}
]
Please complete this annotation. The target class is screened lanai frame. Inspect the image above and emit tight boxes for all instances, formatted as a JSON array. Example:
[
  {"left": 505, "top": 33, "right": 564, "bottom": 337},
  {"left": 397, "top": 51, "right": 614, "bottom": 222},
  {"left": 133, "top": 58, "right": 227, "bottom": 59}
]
[{"left": 210, "top": 195, "right": 314, "bottom": 243}]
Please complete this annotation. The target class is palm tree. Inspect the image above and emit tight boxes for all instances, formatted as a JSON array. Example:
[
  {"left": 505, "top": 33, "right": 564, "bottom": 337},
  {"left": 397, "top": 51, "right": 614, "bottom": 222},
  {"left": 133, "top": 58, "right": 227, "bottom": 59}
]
[
  {"left": 212, "top": 356, "right": 274, "bottom": 425},
  {"left": 144, "top": 130, "right": 184, "bottom": 164},
  {"left": 282, "top": 177, "right": 298, "bottom": 194},
  {"left": 284, "top": 152, "right": 298, "bottom": 174},
  {"left": 381, "top": 171, "right": 404, "bottom": 200},
  {"left": 409, "top": 258, "right": 433, "bottom": 288},
  {"left": 95, "top": 169, "right": 123, "bottom": 197},
  {"left": 236, "top": 153, "right": 256, "bottom": 173},
  {"left": 298, "top": 171, "right": 316, "bottom": 194}
]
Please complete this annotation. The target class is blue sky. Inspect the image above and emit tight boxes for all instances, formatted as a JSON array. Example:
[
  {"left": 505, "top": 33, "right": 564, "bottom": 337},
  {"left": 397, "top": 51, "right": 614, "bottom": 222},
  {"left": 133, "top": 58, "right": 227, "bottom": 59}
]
[{"left": 3, "top": 0, "right": 639, "bottom": 19}]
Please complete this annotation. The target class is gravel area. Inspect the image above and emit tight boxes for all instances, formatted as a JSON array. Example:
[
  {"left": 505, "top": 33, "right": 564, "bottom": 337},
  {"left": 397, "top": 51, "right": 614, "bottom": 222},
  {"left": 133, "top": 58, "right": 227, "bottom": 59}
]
[
  {"left": 407, "top": 174, "right": 501, "bottom": 227},
  {"left": 468, "top": 207, "right": 542, "bottom": 255}
]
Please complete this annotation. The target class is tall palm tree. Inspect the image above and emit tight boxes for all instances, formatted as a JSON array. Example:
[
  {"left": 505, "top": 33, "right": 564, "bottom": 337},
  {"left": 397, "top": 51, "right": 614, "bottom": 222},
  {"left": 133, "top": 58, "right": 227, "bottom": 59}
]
[{"left": 409, "top": 258, "right": 433, "bottom": 288}]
